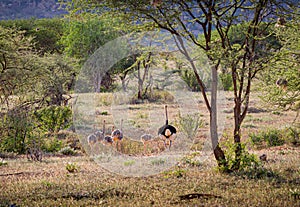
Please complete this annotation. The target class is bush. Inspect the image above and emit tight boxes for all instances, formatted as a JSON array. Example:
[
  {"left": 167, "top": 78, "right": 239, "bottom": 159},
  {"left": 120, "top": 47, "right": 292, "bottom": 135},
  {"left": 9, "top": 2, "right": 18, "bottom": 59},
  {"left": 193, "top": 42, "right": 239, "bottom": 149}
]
[
  {"left": 34, "top": 106, "right": 73, "bottom": 133},
  {"left": 65, "top": 162, "right": 79, "bottom": 173},
  {"left": 265, "top": 129, "right": 284, "bottom": 147},
  {"left": 177, "top": 113, "right": 204, "bottom": 140},
  {"left": 179, "top": 69, "right": 201, "bottom": 91},
  {"left": 219, "top": 139, "right": 261, "bottom": 172},
  {"left": 95, "top": 93, "right": 113, "bottom": 106},
  {"left": 151, "top": 158, "right": 166, "bottom": 166},
  {"left": 249, "top": 128, "right": 285, "bottom": 148},
  {"left": 133, "top": 90, "right": 175, "bottom": 103},
  {"left": 0, "top": 107, "right": 35, "bottom": 154},
  {"left": 42, "top": 138, "right": 62, "bottom": 153},
  {"left": 0, "top": 159, "right": 8, "bottom": 166},
  {"left": 164, "top": 168, "right": 187, "bottom": 178},
  {"left": 59, "top": 147, "right": 77, "bottom": 156},
  {"left": 219, "top": 73, "right": 233, "bottom": 91},
  {"left": 284, "top": 127, "right": 300, "bottom": 146},
  {"left": 181, "top": 152, "right": 202, "bottom": 167}
]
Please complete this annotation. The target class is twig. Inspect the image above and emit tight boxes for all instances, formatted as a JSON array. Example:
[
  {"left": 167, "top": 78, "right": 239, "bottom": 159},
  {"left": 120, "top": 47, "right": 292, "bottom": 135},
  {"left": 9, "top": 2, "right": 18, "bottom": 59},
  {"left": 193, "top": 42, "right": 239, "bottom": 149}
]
[
  {"left": 0, "top": 172, "right": 24, "bottom": 176},
  {"left": 179, "top": 193, "right": 222, "bottom": 200}
]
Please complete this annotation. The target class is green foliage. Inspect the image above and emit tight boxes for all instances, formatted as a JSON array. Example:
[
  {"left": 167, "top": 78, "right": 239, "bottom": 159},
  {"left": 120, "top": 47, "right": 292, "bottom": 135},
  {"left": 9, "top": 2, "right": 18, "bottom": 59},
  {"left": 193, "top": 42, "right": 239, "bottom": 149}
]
[
  {"left": 95, "top": 93, "right": 113, "bottom": 106},
  {"left": 42, "top": 138, "right": 62, "bottom": 153},
  {"left": 31, "top": 18, "right": 65, "bottom": 54},
  {"left": 61, "top": 14, "right": 119, "bottom": 60},
  {"left": 0, "top": 18, "right": 65, "bottom": 54},
  {"left": 249, "top": 128, "right": 285, "bottom": 148},
  {"left": 146, "top": 90, "right": 174, "bottom": 103},
  {"left": 0, "top": 159, "right": 8, "bottom": 166},
  {"left": 123, "top": 160, "right": 135, "bottom": 166},
  {"left": 0, "top": 105, "right": 74, "bottom": 155},
  {"left": 0, "top": 24, "right": 79, "bottom": 105},
  {"left": 41, "top": 180, "right": 54, "bottom": 188},
  {"left": 100, "top": 111, "right": 109, "bottom": 115},
  {"left": 34, "top": 106, "right": 72, "bottom": 133},
  {"left": 264, "top": 129, "right": 284, "bottom": 147},
  {"left": 258, "top": 15, "right": 300, "bottom": 111},
  {"left": 289, "top": 188, "right": 300, "bottom": 200},
  {"left": 59, "top": 146, "right": 77, "bottom": 156},
  {"left": 163, "top": 168, "right": 187, "bottom": 178},
  {"left": 234, "top": 164, "right": 281, "bottom": 180},
  {"left": 219, "top": 140, "right": 261, "bottom": 173},
  {"left": 219, "top": 72, "right": 233, "bottom": 91},
  {"left": 177, "top": 113, "right": 203, "bottom": 140},
  {"left": 150, "top": 158, "right": 166, "bottom": 166},
  {"left": 181, "top": 152, "right": 201, "bottom": 167},
  {"left": 0, "top": 25, "right": 38, "bottom": 101},
  {"left": 37, "top": 54, "right": 79, "bottom": 105},
  {"left": 65, "top": 162, "right": 79, "bottom": 173},
  {"left": 179, "top": 69, "right": 200, "bottom": 91},
  {"left": 0, "top": 107, "right": 35, "bottom": 154},
  {"left": 284, "top": 127, "right": 300, "bottom": 146}
]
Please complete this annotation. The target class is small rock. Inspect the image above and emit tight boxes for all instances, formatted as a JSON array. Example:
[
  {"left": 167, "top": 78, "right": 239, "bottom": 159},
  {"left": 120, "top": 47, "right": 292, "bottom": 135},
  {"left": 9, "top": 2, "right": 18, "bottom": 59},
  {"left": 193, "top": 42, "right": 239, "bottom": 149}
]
[{"left": 259, "top": 154, "right": 267, "bottom": 161}]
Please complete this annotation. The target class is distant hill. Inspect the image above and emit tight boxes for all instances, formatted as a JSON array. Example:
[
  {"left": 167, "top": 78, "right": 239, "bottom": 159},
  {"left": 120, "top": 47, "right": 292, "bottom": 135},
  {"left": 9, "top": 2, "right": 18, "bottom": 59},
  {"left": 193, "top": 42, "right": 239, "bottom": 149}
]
[{"left": 0, "top": 0, "right": 67, "bottom": 20}]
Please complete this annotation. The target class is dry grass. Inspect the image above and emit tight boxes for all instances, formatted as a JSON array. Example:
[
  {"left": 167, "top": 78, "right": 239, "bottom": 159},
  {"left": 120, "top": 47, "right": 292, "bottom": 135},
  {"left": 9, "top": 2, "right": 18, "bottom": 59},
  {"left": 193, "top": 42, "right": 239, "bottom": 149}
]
[
  {"left": 1, "top": 92, "right": 299, "bottom": 206},
  {"left": 0, "top": 149, "right": 299, "bottom": 207}
]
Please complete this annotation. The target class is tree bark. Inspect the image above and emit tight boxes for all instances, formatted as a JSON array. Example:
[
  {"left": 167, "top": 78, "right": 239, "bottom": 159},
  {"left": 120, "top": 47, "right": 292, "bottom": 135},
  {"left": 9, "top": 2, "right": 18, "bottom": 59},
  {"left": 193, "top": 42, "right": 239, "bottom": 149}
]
[
  {"left": 174, "top": 34, "right": 227, "bottom": 167},
  {"left": 233, "top": 99, "right": 242, "bottom": 170},
  {"left": 211, "top": 64, "right": 227, "bottom": 168}
]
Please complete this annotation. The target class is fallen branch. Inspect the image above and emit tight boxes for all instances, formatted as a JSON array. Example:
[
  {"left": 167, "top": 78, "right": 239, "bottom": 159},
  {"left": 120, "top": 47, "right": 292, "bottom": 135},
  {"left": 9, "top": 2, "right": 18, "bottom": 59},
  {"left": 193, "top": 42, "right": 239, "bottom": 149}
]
[
  {"left": 0, "top": 172, "right": 24, "bottom": 176},
  {"left": 179, "top": 193, "right": 222, "bottom": 200}
]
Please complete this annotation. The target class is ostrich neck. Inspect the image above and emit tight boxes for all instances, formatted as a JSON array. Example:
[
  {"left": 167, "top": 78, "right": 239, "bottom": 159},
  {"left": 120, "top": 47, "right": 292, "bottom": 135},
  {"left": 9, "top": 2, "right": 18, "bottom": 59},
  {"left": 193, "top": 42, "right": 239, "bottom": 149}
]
[{"left": 165, "top": 106, "right": 168, "bottom": 125}]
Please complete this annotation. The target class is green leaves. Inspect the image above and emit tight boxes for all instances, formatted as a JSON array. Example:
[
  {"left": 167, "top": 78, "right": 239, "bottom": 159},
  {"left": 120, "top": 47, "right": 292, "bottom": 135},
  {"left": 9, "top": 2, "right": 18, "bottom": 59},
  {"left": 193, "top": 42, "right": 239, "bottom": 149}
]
[
  {"left": 34, "top": 106, "right": 73, "bottom": 133},
  {"left": 257, "top": 14, "right": 300, "bottom": 111}
]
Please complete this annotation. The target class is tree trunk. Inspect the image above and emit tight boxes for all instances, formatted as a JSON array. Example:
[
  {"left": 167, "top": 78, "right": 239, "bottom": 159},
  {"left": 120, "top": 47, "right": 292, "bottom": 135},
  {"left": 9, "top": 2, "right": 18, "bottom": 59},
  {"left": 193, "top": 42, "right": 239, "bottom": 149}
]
[
  {"left": 233, "top": 101, "right": 242, "bottom": 170},
  {"left": 137, "top": 79, "right": 143, "bottom": 99},
  {"left": 137, "top": 61, "right": 143, "bottom": 99},
  {"left": 174, "top": 34, "right": 227, "bottom": 167},
  {"left": 94, "top": 72, "right": 101, "bottom": 93},
  {"left": 121, "top": 77, "right": 127, "bottom": 92},
  {"left": 211, "top": 64, "right": 227, "bottom": 168}
]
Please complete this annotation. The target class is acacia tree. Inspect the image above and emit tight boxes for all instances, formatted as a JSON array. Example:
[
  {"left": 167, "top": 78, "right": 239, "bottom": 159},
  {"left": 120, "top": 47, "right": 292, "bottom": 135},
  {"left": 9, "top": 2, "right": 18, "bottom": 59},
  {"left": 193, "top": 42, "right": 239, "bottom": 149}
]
[
  {"left": 0, "top": 25, "right": 37, "bottom": 107},
  {"left": 0, "top": 18, "right": 65, "bottom": 55},
  {"left": 258, "top": 13, "right": 300, "bottom": 120},
  {"left": 0, "top": 25, "right": 78, "bottom": 154},
  {"left": 65, "top": 0, "right": 298, "bottom": 170}
]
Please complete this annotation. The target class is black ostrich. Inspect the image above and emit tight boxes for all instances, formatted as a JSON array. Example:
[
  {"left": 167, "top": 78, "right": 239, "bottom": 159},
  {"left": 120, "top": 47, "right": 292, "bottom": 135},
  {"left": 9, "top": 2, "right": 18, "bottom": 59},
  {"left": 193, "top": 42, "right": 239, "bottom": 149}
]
[
  {"left": 101, "top": 122, "right": 113, "bottom": 145},
  {"left": 111, "top": 119, "right": 124, "bottom": 151},
  {"left": 158, "top": 105, "right": 177, "bottom": 149},
  {"left": 104, "top": 135, "right": 113, "bottom": 145}
]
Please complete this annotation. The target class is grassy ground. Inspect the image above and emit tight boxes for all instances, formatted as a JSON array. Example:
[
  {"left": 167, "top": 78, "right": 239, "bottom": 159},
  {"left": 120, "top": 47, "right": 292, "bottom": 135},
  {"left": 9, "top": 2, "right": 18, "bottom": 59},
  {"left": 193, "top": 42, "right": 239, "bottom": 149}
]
[
  {"left": 1, "top": 92, "right": 299, "bottom": 206},
  {"left": 0, "top": 149, "right": 299, "bottom": 207}
]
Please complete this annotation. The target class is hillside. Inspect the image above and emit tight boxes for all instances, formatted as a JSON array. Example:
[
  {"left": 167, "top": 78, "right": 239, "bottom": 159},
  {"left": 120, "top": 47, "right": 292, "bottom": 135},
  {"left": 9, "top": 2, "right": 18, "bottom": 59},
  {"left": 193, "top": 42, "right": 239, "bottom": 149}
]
[{"left": 0, "top": 0, "right": 67, "bottom": 20}]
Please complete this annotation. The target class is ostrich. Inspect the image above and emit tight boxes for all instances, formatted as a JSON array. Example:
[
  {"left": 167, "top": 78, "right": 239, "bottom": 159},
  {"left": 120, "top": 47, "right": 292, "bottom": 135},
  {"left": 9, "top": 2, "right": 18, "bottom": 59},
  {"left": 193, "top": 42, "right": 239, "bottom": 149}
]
[
  {"left": 112, "top": 119, "right": 124, "bottom": 151},
  {"left": 87, "top": 134, "right": 97, "bottom": 146},
  {"left": 95, "top": 120, "right": 106, "bottom": 142},
  {"left": 158, "top": 105, "right": 177, "bottom": 150},
  {"left": 103, "top": 135, "right": 113, "bottom": 145},
  {"left": 102, "top": 124, "right": 114, "bottom": 145}
]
